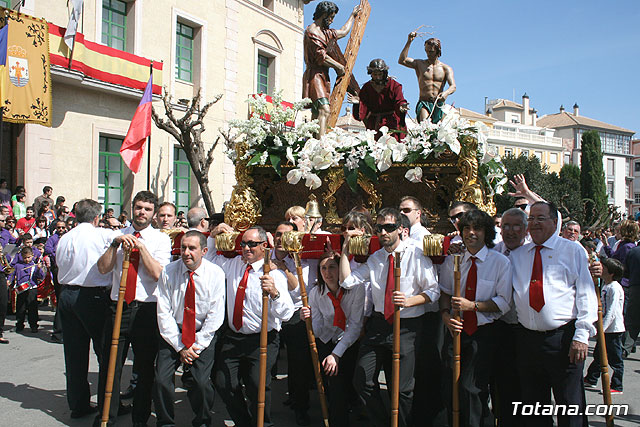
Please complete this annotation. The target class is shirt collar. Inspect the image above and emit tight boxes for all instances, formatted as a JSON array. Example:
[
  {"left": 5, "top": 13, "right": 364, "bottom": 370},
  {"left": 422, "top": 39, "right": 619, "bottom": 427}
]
[
  {"left": 181, "top": 259, "right": 205, "bottom": 278},
  {"left": 528, "top": 232, "right": 559, "bottom": 252},
  {"left": 249, "top": 257, "right": 265, "bottom": 272},
  {"left": 464, "top": 245, "right": 488, "bottom": 263}
]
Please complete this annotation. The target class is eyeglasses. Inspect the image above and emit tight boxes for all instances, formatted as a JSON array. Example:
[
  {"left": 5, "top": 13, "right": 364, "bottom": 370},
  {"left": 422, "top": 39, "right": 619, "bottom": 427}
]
[
  {"left": 400, "top": 207, "right": 418, "bottom": 214},
  {"left": 515, "top": 204, "right": 528, "bottom": 210},
  {"left": 528, "top": 216, "right": 551, "bottom": 223},
  {"left": 240, "top": 240, "right": 265, "bottom": 248},
  {"left": 449, "top": 212, "right": 464, "bottom": 223},
  {"left": 501, "top": 224, "right": 524, "bottom": 231},
  {"left": 374, "top": 223, "right": 399, "bottom": 233}
]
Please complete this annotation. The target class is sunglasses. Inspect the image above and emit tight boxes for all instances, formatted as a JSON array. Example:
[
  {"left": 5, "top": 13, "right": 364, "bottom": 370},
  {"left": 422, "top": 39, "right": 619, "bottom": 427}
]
[
  {"left": 400, "top": 207, "right": 417, "bottom": 214},
  {"left": 449, "top": 212, "right": 464, "bottom": 223},
  {"left": 240, "top": 240, "right": 265, "bottom": 248},
  {"left": 374, "top": 223, "right": 399, "bottom": 233}
]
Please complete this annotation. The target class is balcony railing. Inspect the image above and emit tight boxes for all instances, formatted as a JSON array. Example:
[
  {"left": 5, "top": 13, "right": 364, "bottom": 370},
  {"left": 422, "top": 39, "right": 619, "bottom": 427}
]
[{"left": 488, "top": 129, "right": 563, "bottom": 147}]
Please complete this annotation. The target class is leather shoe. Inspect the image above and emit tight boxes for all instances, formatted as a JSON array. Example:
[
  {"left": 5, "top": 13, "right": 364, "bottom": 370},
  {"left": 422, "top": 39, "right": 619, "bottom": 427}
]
[
  {"left": 70, "top": 404, "right": 98, "bottom": 419},
  {"left": 118, "top": 403, "right": 132, "bottom": 416},
  {"left": 295, "top": 410, "right": 311, "bottom": 426},
  {"left": 120, "top": 384, "right": 135, "bottom": 400}
]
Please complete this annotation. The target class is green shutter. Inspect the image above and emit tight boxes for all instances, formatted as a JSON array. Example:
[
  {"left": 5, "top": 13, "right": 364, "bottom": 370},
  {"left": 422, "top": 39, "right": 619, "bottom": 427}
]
[
  {"left": 175, "top": 23, "right": 194, "bottom": 82},
  {"left": 98, "top": 136, "right": 124, "bottom": 215},
  {"left": 174, "top": 146, "right": 191, "bottom": 212},
  {"left": 257, "top": 54, "right": 269, "bottom": 94},
  {"left": 102, "top": 0, "right": 127, "bottom": 51}
]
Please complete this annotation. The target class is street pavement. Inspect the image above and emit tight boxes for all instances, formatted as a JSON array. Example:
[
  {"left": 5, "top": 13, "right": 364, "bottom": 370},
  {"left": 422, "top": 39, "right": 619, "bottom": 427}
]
[{"left": 1, "top": 306, "right": 639, "bottom": 426}]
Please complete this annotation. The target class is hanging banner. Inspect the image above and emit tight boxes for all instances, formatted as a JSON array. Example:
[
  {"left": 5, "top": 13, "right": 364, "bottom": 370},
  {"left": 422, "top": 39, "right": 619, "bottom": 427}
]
[{"left": 0, "top": 9, "right": 52, "bottom": 126}]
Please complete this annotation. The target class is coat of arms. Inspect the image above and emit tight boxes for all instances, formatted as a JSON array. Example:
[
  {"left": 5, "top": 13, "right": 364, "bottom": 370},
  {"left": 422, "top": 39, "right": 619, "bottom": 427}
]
[{"left": 7, "top": 45, "right": 29, "bottom": 87}]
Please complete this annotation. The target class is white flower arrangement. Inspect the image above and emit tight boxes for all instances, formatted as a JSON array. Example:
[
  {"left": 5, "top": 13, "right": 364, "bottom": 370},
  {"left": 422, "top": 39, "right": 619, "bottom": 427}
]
[{"left": 226, "top": 95, "right": 506, "bottom": 196}]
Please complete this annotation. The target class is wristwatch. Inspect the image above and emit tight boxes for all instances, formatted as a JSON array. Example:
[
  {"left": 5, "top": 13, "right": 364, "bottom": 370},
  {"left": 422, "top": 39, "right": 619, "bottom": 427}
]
[
  {"left": 270, "top": 291, "right": 280, "bottom": 301},
  {"left": 474, "top": 302, "right": 479, "bottom": 312}
]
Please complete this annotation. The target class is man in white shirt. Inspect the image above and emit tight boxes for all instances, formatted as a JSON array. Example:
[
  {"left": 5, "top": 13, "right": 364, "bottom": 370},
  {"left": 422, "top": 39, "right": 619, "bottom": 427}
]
[
  {"left": 271, "top": 221, "right": 317, "bottom": 425},
  {"left": 399, "top": 195, "right": 430, "bottom": 243},
  {"left": 439, "top": 209, "right": 512, "bottom": 427},
  {"left": 56, "top": 199, "right": 114, "bottom": 419},
  {"left": 209, "top": 225, "right": 294, "bottom": 427},
  {"left": 510, "top": 201, "right": 597, "bottom": 426},
  {"left": 96, "top": 191, "right": 172, "bottom": 426},
  {"left": 153, "top": 231, "right": 225, "bottom": 427},
  {"left": 340, "top": 207, "right": 439, "bottom": 427},
  {"left": 186, "top": 207, "right": 209, "bottom": 233}
]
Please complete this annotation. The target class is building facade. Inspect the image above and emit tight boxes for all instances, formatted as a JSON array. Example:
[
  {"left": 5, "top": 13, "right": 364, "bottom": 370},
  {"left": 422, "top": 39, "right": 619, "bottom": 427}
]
[
  {"left": 631, "top": 139, "right": 640, "bottom": 217},
  {"left": 2, "top": 0, "right": 306, "bottom": 215},
  {"left": 537, "top": 104, "right": 635, "bottom": 216}
]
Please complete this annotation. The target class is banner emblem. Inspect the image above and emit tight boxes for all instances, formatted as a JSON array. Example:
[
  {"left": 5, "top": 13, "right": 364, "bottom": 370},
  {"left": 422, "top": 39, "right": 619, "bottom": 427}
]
[{"left": 8, "top": 45, "right": 28, "bottom": 87}]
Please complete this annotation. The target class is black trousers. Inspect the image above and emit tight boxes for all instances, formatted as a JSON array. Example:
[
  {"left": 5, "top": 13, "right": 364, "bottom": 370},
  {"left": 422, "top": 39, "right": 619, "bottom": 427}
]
[
  {"left": 154, "top": 336, "right": 217, "bottom": 427},
  {"left": 58, "top": 285, "right": 109, "bottom": 412},
  {"left": 516, "top": 322, "right": 588, "bottom": 427},
  {"left": 490, "top": 320, "right": 522, "bottom": 427},
  {"left": 317, "top": 338, "right": 359, "bottom": 427},
  {"left": 353, "top": 313, "right": 421, "bottom": 427},
  {"left": 97, "top": 301, "right": 159, "bottom": 425},
  {"left": 623, "top": 286, "right": 640, "bottom": 354},
  {"left": 15, "top": 287, "right": 38, "bottom": 328},
  {"left": 411, "top": 311, "right": 446, "bottom": 426},
  {"left": 214, "top": 330, "right": 280, "bottom": 427},
  {"left": 443, "top": 322, "right": 496, "bottom": 427},
  {"left": 0, "top": 271, "right": 7, "bottom": 335},
  {"left": 280, "top": 308, "right": 313, "bottom": 411},
  {"left": 50, "top": 266, "right": 62, "bottom": 339}
]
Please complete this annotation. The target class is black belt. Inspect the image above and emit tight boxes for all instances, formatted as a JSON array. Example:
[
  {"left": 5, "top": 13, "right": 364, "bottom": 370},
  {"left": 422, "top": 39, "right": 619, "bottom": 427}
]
[
  {"left": 517, "top": 319, "right": 576, "bottom": 335},
  {"left": 63, "top": 284, "right": 108, "bottom": 291},
  {"left": 110, "top": 300, "right": 156, "bottom": 308}
]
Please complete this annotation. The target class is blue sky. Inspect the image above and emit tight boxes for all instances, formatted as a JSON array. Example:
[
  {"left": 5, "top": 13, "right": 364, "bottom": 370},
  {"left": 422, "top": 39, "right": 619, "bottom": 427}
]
[{"left": 303, "top": 0, "right": 640, "bottom": 134}]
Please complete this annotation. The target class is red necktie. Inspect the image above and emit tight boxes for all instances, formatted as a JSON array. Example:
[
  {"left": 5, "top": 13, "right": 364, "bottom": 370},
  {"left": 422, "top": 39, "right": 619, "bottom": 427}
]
[
  {"left": 463, "top": 256, "right": 478, "bottom": 336},
  {"left": 384, "top": 253, "right": 395, "bottom": 324},
  {"left": 327, "top": 288, "right": 346, "bottom": 331},
  {"left": 124, "top": 231, "right": 141, "bottom": 304},
  {"left": 529, "top": 245, "right": 545, "bottom": 312},
  {"left": 232, "top": 264, "right": 252, "bottom": 331},
  {"left": 182, "top": 270, "right": 196, "bottom": 349}
]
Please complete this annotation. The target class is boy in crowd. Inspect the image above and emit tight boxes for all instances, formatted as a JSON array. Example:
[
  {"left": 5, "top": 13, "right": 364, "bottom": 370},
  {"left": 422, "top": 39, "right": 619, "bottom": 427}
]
[
  {"left": 9, "top": 246, "right": 46, "bottom": 332},
  {"left": 584, "top": 257, "right": 625, "bottom": 394}
]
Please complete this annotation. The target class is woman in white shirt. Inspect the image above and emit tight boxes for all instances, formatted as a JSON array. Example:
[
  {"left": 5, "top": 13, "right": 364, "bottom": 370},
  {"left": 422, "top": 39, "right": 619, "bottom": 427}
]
[
  {"left": 301, "top": 252, "right": 365, "bottom": 427},
  {"left": 29, "top": 216, "right": 50, "bottom": 239}
]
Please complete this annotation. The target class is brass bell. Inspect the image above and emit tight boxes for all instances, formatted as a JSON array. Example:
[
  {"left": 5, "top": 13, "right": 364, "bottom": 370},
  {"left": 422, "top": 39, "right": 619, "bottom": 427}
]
[{"left": 304, "top": 194, "right": 322, "bottom": 219}]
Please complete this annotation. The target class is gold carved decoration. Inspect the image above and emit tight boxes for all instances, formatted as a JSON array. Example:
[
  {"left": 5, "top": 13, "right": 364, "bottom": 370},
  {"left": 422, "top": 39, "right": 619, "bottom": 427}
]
[
  {"left": 321, "top": 169, "right": 382, "bottom": 225},
  {"left": 455, "top": 136, "right": 496, "bottom": 215},
  {"left": 224, "top": 143, "right": 263, "bottom": 231}
]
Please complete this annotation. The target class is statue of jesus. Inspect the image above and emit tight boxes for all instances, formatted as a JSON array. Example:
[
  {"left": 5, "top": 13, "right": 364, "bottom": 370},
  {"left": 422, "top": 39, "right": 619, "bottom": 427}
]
[
  {"left": 303, "top": 1, "right": 360, "bottom": 136},
  {"left": 398, "top": 33, "right": 456, "bottom": 124}
]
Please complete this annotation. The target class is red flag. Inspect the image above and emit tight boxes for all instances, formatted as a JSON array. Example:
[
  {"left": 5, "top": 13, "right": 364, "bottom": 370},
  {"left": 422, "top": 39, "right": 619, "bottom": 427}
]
[{"left": 120, "top": 75, "right": 153, "bottom": 173}]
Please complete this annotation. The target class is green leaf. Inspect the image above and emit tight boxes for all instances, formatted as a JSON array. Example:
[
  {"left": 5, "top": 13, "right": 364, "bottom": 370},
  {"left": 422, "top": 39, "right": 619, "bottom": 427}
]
[
  {"left": 269, "top": 154, "right": 282, "bottom": 176},
  {"left": 358, "top": 160, "right": 378, "bottom": 183},
  {"left": 345, "top": 167, "right": 358, "bottom": 192},
  {"left": 406, "top": 152, "right": 422, "bottom": 164},
  {"left": 363, "top": 155, "right": 376, "bottom": 171},
  {"left": 247, "top": 153, "right": 262, "bottom": 166}
]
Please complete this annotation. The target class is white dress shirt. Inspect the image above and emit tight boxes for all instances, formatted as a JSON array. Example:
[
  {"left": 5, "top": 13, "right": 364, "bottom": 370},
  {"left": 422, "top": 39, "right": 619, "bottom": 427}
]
[
  {"left": 494, "top": 241, "right": 522, "bottom": 324},
  {"left": 601, "top": 280, "right": 625, "bottom": 333},
  {"left": 439, "top": 246, "right": 512, "bottom": 326},
  {"left": 510, "top": 233, "right": 597, "bottom": 344},
  {"left": 341, "top": 239, "right": 440, "bottom": 319},
  {"left": 57, "top": 222, "right": 113, "bottom": 287},
  {"left": 156, "top": 258, "right": 225, "bottom": 353},
  {"left": 271, "top": 251, "right": 317, "bottom": 310},
  {"left": 106, "top": 225, "right": 172, "bottom": 302},
  {"left": 350, "top": 258, "right": 373, "bottom": 317},
  {"left": 211, "top": 255, "right": 295, "bottom": 333},
  {"left": 309, "top": 284, "right": 364, "bottom": 357},
  {"left": 409, "top": 223, "right": 430, "bottom": 243}
]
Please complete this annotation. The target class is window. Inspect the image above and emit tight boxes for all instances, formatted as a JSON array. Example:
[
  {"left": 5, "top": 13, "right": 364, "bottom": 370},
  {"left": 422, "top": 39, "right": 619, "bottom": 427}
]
[
  {"left": 0, "top": 0, "right": 10, "bottom": 8},
  {"left": 635, "top": 162, "right": 640, "bottom": 173},
  {"left": 607, "top": 158, "right": 615, "bottom": 176},
  {"left": 175, "top": 22, "right": 194, "bottom": 82},
  {"left": 520, "top": 150, "right": 529, "bottom": 157},
  {"left": 99, "top": 136, "right": 124, "bottom": 215},
  {"left": 504, "top": 148, "right": 513, "bottom": 156},
  {"left": 550, "top": 153, "right": 558, "bottom": 164},
  {"left": 102, "top": 0, "right": 127, "bottom": 51},
  {"left": 635, "top": 193, "right": 640, "bottom": 204},
  {"left": 174, "top": 146, "right": 191, "bottom": 213},
  {"left": 262, "top": 0, "right": 274, "bottom": 10},
  {"left": 564, "top": 153, "right": 571, "bottom": 165},
  {"left": 257, "top": 54, "right": 270, "bottom": 94},
  {"left": 534, "top": 151, "right": 542, "bottom": 161},
  {"left": 607, "top": 181, "right": 614, "bottom": 199}
]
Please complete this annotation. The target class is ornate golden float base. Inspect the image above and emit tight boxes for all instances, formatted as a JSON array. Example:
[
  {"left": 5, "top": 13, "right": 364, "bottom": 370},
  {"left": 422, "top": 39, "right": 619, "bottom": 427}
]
[{"left": 224, "top": 136, "right": 494, "bottom": 233}]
